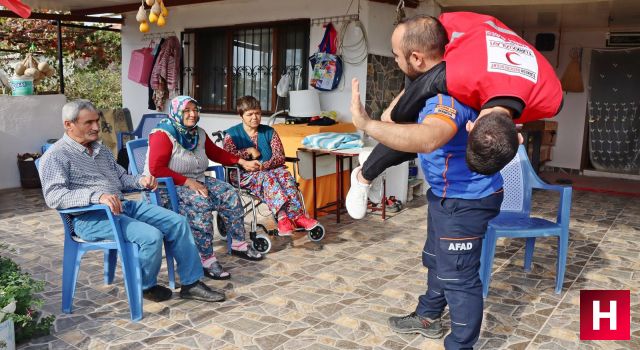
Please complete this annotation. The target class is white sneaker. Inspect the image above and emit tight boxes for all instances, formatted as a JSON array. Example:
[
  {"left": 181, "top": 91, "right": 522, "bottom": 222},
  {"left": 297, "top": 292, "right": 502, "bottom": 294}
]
[
  {"left": 368, "top": 174, "right": 384, "bottom": 204},
  {"left": 346, "top": 166, "right": 370, "bottom": 219}
]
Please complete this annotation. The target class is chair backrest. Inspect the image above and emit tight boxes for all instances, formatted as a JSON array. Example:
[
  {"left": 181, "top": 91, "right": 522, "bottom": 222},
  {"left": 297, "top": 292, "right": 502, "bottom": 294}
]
[
  {"left": 126, "top": 138, "right": 149, "bottom": 176},
  {"left": 136, "top": 114, "right": 166, "bottom": 139},
  {"left": 498, "top": 145, "right": 534, "bottom": 216}
]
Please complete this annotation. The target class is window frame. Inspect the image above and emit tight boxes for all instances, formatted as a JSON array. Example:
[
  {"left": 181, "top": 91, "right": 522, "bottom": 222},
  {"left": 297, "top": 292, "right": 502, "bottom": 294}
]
[{"left": 183, "top": 18, "right": 310, "bottom": 114}]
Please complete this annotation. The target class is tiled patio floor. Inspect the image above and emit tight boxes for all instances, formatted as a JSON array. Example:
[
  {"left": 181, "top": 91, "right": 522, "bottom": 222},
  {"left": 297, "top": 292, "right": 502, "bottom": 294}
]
[{"left": 1, "top": 188, "right": 638, "bottom": 349}]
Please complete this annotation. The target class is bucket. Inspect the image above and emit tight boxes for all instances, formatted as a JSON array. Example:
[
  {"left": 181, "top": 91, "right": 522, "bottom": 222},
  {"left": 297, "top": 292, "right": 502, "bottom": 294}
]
[{"left": 10, "top": 77, "right": 34, "bottom": 96}]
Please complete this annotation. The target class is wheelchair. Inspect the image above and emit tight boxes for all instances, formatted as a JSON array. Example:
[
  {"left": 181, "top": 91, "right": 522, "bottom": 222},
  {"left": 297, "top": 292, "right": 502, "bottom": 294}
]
[{"left": 211, "top": 130, "right": 326, "bottom": 254}]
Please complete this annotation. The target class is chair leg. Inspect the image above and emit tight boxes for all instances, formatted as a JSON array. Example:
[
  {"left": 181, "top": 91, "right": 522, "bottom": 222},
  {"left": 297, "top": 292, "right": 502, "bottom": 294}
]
[
  {"left": 524, "top": 237, "right": 536, "bottom": 272},
  {"left": 104, "top": 249, "right": 118, "bottom": 285},
  {"left": 163, "top": 241, "right": 176, "bottom": 290},
  {"left": 119, "top": 243, "right": 143, "bottom": 322},
  {"left": 61, "top": 242, "right": 82, "bottom": 314},
  {"left": 480, "top": 231, "right": 498, "bottom": 299},
  {"left": 556, "top": 234, "right": 569, "bottom": 294}
]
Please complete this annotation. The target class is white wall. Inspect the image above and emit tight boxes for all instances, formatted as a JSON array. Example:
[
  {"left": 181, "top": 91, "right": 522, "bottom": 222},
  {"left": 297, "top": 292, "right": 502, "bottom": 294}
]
[
  {"left": 521, "top": 28, "right": 638, "bottom": 169},
  {"left": 0, "top": 94, "right": 65, "bottom": 189},
  {"left": 121, "top": 0, "right": 382, "bottom": 136}
]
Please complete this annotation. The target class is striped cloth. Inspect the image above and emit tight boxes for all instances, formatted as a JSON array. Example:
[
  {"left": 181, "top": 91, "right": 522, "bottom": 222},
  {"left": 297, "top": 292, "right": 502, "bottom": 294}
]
[
  {"left": 38, "top": 133, "right": 143, "bottom": 210},
  {"left": 301, "top": 132, "right": 363, "bottom": 150}
]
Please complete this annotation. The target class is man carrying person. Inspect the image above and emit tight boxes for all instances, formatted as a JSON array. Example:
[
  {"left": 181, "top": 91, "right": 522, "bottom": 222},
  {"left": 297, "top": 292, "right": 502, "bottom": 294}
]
[
  {"left": 346, "top": 12, "right": 562, "bottom": 219},
  {"left": 39, "top": 99, "right": 224, "bottom": 303},
  {"left": 349, "top": 16, "right": 512, "bottom": 349}
]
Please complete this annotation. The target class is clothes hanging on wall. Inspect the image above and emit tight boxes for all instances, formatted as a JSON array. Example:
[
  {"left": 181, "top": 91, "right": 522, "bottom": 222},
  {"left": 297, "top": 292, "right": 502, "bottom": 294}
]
[
  {"left": 150, "top": 36, "right": 181, "bottom": 111},
  {"left": 148, "top": 38, "right": 165, "bottom": 110}
]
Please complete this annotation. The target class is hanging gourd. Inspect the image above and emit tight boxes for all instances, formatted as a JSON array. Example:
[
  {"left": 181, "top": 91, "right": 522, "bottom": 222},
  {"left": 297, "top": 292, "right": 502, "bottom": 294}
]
[
  {"left": 151, "top": 1, "right": 161, "bottom": 15},
  {"left": 139, "top": 20, "right": 150, "bottom": 33},
  {"left": 157, "top": 14, "right": 166, "bottom": 27},
  {"left": 149, "top": 11, "right": 158, "bottom": 23},
  {"left": 161, "top": 1, "right": 169, "bottom": 17},
  {"left": 136, "top": 5, "right": 146, "bottom": 23},
  {"left": 145, "top": 0, "right": 155, "bottom": 6}
]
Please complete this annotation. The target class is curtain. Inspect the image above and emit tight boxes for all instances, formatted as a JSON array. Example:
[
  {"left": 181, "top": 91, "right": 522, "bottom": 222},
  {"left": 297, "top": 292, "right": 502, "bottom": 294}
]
[{"left": 587, "top": 48, "right": 640, "bottom": 174}]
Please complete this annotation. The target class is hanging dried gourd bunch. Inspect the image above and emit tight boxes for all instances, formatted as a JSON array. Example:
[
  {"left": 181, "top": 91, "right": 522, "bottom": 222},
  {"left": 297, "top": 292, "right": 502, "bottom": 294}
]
[
  {"left": 136, "top": 0, "right": 169, "bottom": 33},
  {"left": 13, "top": 53, "right": 56, "bottom": 84}
]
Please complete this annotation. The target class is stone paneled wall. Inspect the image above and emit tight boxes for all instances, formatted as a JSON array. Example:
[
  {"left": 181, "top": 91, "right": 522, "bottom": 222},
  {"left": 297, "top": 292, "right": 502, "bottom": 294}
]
[{"left": 365, "top": 54, "right": 404, "bottom": 120}]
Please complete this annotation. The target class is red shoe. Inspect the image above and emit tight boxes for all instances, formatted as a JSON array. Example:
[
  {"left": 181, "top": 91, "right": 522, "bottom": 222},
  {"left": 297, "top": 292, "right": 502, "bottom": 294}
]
[
  {"left": 293, "top": 215, "right": 319, "bottom": 231},
  {"left": 277, "top": 218, "right": 295, "bottom": 236}
]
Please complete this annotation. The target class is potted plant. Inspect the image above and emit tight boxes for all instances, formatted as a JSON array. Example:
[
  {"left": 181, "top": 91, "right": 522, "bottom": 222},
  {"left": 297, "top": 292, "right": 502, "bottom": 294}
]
[
  {"left": 0, "top": 245, "right": 54, "bottom": 347},
  {"left": 0, "top": 300, "right": 16, "bottom": 350}
]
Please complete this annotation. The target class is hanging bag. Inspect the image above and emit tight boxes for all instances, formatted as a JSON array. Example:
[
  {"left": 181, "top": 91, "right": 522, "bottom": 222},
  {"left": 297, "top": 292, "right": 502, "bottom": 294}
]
[
  {"left": 128, "top": 43, "right": 155, "bottom": 86},
  {"left": 309, "top": 23, "right": 343, "bottom": 91}
]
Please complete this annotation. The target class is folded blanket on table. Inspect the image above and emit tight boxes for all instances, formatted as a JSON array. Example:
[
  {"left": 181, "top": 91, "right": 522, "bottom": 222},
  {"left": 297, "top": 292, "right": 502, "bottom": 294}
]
[{"left": 302, "top": 132, "right": 363, "bottom": 150}]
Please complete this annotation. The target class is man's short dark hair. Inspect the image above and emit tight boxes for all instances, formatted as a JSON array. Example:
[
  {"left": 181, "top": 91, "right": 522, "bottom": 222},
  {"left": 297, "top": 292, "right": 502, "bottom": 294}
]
[
  {"left": 398, "top": 15, "right": 448, "bottom": 61},
  {"left": 466, "top": 111, "right": 519, "bottom": 175}
]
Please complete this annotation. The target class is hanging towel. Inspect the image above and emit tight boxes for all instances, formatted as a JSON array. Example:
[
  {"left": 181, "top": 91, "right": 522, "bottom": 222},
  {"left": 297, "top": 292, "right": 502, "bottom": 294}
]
[{"left": 302, "top": 132, "right": 363, "bottom": 150}]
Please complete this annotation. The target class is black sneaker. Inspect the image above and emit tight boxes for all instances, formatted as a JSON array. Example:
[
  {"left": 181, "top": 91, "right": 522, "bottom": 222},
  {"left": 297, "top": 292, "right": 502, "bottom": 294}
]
[
  {"left": 180, "top": 281, "right": 225, "bottom": 302},
  {"left": 143, "top": 285, "right": 173, "bottom": 302},
  {"left": 387, "top": 312, "right": 443, "bottom": 338}
]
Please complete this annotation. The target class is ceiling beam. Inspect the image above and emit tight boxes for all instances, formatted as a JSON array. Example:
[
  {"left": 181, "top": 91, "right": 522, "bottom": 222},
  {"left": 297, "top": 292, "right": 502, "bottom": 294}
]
[
  {"left": 71, "top": 0, "right": 224, "bottom": 16},
  {"left": 0, "top": 10, "right": 123, "bottom": 23},
  {"left": 369, "top": 0, "right": 419, "bottom": 8}
]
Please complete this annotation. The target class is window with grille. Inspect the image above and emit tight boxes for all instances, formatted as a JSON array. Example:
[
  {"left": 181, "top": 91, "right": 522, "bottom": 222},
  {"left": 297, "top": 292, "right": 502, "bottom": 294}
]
[{"left": 182, "top": 19, "right": 309, "bottom": 114}]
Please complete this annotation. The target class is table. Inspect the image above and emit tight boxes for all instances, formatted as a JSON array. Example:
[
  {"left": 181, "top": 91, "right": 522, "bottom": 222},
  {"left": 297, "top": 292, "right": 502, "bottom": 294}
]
[
  {"left": 273, "top": 122, "right": 357, "bottom": 217},
  {"left": 297, "top": 147, "right": 388, "bottom": 223}
]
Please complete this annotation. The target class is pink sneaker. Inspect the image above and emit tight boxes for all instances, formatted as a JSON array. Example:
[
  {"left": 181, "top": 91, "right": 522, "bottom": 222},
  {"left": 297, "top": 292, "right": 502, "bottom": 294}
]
[
  {"left": 293, "top": 215, "right": 319, "bottom": 231},
  {"left": 277, "top": 218, "right": 295, "bottom": 236}
]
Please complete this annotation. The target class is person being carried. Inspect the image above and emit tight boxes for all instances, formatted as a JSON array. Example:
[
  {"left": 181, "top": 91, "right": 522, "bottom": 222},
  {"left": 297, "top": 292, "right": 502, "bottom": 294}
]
[
  {"left": 39, "top": 99, "right": 223, "bottom": 303},
  {"left": 346, "top": 12, "right": 561, "bottom": 219},
  {"left": 146, "top": 96, "right": 264, "bottom": 281},
  {"left": 223, "top": 96, "right": 320, "bottom": 236}
]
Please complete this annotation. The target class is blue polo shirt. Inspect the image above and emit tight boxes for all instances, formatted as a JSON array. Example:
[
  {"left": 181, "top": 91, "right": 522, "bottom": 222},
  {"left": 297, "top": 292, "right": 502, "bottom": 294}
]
[{"left": 418, "top": 94, "right": 503, "bottom": 199}]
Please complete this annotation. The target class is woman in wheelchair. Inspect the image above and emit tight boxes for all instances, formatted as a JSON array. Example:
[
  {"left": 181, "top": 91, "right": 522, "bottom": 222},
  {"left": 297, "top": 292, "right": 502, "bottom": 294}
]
[
  {"left": 223, "top": 96, "right": 320, "bottom": 236},
  {"left": 146, "top": 96, "right": 264, "bottom": 280}
]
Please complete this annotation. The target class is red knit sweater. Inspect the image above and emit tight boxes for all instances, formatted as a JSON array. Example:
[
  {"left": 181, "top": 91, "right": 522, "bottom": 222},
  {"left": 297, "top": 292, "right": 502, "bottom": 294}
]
[{"left": 148, "top": 131, "right": 239, "bottom": 185}]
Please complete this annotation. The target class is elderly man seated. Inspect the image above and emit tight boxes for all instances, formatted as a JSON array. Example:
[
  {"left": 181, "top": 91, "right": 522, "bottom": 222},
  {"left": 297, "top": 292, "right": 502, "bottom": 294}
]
[{"left": 38, "top": 99, "right": 223, "bottom": 303}]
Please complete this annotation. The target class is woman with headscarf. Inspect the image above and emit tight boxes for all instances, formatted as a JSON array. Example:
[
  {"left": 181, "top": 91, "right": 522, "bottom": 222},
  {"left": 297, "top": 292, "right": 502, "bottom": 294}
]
[
  {"left": 146, "top": 96, "right": 263, "bottom": 281},
  {"left": 223, "top": 96, "right": 320, "bottom": 236}
]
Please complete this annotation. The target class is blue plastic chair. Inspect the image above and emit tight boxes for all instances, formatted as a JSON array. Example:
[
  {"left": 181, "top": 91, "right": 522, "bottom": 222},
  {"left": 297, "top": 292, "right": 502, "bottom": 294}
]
[
  {"left": 126, "top": 138, "right": 232, "bottom": 255},
  {"left": 117, "top": 113, "right": 167, "bottom": 152},
  {"left": 58, "top": 205, "right": 145, "bottom": 321},
  {"left": 479, "top": 145, "right": 572, "bottom": 298}
]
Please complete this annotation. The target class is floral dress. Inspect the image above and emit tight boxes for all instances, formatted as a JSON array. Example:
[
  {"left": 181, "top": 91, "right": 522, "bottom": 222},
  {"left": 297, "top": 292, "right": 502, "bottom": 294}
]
[{"left": 223, "top": 132, "right": 304, "bottom": 220}]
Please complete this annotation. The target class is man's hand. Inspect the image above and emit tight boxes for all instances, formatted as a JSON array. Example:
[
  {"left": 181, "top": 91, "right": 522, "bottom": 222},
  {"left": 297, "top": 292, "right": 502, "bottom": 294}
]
[
  {"left": 350, "top": 78, "right": 372, "bottom": 131},
  {"left": 246, "top": 147, "right": 261, "bottom": 160},
  {"left": 184, "top": 178, "right": 208, "bottom": 197},
  {"left": 99, "top": 193, "right": 123, "bottom": 215},
  {"left": 238, "top": 159, "right": 261, "bottom": 172},
  {"left": 138, "top": 175, "right": 158, "bottom": 191}
]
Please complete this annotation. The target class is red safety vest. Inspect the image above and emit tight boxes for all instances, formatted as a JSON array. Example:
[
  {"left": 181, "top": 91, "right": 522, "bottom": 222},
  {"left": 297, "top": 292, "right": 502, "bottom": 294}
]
[{"left": 439, "top": 12, "right": 563, "bottom": 123}]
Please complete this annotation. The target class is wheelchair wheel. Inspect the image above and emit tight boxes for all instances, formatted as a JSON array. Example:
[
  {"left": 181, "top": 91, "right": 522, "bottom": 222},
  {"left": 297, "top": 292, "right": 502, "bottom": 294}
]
[
  {"left": 216, "top": 213, "right": 227, "bottom": 241},
  {"left": 253, "top": 233, "right": 272, "bottom": 254},
  {"left": 308, "top": 224, "right": 325, "bottom": 242}
]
